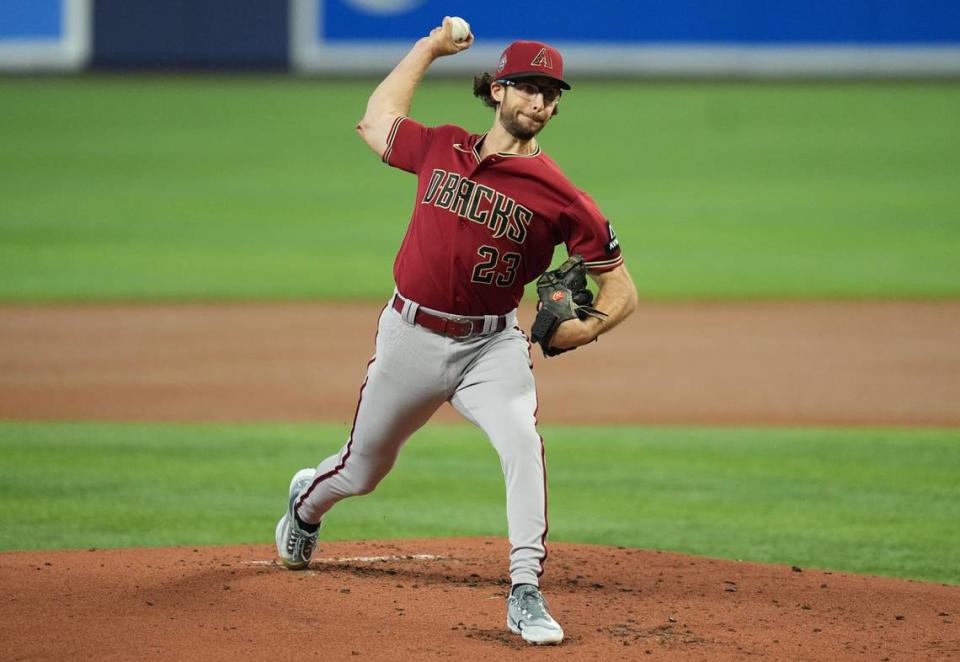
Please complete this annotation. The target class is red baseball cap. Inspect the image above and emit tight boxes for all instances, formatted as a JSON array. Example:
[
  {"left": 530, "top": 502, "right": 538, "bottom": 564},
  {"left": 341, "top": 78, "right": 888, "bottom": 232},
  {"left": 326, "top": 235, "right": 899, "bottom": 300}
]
[{"left": 494, "top": 40, "right": 571, "bottom": 90}]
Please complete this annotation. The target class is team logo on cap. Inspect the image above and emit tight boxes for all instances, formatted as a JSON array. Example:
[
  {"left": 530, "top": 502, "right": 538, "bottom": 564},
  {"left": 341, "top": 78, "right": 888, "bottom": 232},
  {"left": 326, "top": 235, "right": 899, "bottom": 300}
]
[
  {"left": 497, "top": 53, "right": 507, "bottom": 73},
  {"left": 530, "top": 47, "right": 553, "bottom": 69}
]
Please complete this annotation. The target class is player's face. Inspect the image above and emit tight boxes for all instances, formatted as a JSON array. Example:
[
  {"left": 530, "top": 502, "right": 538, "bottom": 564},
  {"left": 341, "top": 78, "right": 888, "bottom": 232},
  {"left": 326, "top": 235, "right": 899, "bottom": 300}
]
[{"left": 495, "top": 77, "right": 561, "bottom": 141}]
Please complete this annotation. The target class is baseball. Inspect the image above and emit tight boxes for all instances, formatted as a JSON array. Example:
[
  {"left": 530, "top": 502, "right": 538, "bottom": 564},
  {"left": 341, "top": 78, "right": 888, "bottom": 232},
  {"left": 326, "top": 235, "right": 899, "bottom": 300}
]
[{"left": 448, "top": 16, "right": 471, "bottom": 43}]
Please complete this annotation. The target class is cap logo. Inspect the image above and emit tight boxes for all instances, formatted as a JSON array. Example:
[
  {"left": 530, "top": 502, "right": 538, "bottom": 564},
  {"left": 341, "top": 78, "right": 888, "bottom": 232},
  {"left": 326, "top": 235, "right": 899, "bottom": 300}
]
[
  {"left": 497, "top": 53, "right": 507, "bottom": 73},
  {"left": 530, "top": 47, "right": 553, "bottom": 70}
]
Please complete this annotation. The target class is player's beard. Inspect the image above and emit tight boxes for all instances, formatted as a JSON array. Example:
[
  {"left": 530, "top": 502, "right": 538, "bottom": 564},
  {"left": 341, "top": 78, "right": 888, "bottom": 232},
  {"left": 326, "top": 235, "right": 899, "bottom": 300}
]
[{"left": 499, "top": 107, "right": 546, "bottom": 141}]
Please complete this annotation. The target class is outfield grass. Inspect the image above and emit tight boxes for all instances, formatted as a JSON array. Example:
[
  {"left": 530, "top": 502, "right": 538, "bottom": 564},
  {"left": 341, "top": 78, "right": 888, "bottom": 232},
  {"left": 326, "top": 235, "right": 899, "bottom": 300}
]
[
  {"left": 2, "top": 422, "right": 957, "bottom": 584},
  {"left": 1, "top": 77, "right": 958, "bottom": 301}
]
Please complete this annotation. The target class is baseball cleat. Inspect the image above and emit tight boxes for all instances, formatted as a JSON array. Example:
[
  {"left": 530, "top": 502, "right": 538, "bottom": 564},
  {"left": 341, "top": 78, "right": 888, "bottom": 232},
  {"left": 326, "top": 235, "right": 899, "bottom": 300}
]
[
  {"left": 506, "top": 584, "right": 564, "bottom": 645},
  {"left": 275, "top": 468, "right": 320, "bottom": 570}
]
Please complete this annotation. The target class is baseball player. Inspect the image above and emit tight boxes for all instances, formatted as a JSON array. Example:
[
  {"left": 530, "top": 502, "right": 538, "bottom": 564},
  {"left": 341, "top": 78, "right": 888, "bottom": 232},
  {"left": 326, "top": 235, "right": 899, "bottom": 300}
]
[{"left": 276, "top": 18, "right": 637, "bottom": 645}]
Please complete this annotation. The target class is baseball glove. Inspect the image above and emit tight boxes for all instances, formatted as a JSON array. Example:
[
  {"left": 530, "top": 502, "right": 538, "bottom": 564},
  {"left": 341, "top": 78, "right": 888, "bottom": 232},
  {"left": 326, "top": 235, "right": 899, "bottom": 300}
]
[{"left": 529, "top": 254, "right": 608, "bottom": 357}]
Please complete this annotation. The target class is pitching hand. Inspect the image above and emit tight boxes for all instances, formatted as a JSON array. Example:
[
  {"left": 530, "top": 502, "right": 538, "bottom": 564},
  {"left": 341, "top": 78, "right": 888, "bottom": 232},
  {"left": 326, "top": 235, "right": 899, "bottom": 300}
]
[{"left": 426, "top": 16, "right": 474, "bottom": 57}]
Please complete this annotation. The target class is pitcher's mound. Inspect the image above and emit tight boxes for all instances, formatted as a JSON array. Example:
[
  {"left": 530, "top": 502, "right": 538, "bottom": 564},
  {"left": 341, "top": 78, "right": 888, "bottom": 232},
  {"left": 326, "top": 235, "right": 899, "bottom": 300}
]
[{"left": 2, "top": 538, "right": 957, "bottom": 661}]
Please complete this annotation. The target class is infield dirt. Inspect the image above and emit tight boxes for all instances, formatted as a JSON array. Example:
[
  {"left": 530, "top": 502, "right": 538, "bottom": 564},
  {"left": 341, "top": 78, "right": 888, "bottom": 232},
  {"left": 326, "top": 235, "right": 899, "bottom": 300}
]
[
  {"left": 1, "top": 300, "right": 958, "bottom": 426},
  {"left": 2, "top": 301, "right": 959, "bottom": 660}
]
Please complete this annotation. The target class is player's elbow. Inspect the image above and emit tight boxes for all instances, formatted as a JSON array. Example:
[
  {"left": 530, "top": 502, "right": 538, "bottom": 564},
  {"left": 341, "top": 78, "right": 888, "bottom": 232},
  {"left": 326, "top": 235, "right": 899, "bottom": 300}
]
[
  {"left": 356, "top": 109, "right": 392, "bottom": 136},
  {"left": 356, "top": 111, "right": 373, "bottom": 131},
  {"left": 356, "top": 117, "right": 372, "bottom": 140},
  {"left": 356, "top": 112, "right": 396, "bottom": 157},
  {"left": 354, "top": 120, "right": 381, "bottom": 158}
]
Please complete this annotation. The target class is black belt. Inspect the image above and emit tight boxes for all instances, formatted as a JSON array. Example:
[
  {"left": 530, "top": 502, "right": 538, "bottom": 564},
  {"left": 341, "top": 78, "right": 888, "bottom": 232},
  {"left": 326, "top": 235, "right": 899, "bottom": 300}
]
[{"left": 392, "top": 294, "right": 508, "bottom": 339}]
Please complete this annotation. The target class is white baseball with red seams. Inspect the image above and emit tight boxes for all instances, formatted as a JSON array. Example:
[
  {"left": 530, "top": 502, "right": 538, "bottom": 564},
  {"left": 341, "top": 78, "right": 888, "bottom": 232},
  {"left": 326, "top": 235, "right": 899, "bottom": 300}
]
[{"left": 449, "top": 16, "right": 470, "bottom": 43}]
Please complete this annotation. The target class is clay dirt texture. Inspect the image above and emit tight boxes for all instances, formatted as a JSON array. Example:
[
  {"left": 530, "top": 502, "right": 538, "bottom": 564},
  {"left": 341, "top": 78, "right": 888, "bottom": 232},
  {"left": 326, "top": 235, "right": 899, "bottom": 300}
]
[{"left": 2, "top": 301, "right": 959, "bottom": 661}]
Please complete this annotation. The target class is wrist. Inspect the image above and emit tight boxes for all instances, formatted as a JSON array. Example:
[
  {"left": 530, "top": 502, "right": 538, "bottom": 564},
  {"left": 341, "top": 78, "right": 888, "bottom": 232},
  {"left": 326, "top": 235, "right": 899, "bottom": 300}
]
[
  {"left": 582, "top": 316, "right": 603, "bottom": 343},
  {"left": 412, "top": 37, "right": 441, "bottom": 60}
]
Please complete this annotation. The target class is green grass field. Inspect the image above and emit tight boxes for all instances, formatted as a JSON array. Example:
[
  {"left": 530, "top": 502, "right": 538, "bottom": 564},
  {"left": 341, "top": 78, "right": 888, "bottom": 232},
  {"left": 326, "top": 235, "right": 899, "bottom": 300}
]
[
  {"left": 1, "top": 77, "right": 958, "bottom": 300},
  {"left": 2, "top": 422, "right": 958, "bottom": 584},
  {"left": 2, "top": 76, "right": 958, "bottom": 587}
]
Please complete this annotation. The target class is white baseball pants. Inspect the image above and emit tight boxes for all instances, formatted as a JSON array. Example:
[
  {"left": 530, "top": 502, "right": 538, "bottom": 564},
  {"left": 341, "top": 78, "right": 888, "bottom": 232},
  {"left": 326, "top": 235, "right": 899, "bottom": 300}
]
[{"left": 294, "top": 296, "right": 549, "bottom": 587}]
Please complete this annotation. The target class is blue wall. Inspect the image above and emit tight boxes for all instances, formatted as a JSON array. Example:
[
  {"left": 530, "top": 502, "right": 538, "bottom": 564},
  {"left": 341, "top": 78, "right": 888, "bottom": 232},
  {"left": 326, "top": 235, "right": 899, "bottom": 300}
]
[
  {"left": 0, "top": 0, "right": 62, "bottom": 39},
  {"left": 322, "top": 0, "right": 960, "bottom": 45},
  {"left": 92, "top": 0, "right": 288, "bottom": 69},
  {"left": 3, "top": 0, "right": 958, "bottom": 71}
]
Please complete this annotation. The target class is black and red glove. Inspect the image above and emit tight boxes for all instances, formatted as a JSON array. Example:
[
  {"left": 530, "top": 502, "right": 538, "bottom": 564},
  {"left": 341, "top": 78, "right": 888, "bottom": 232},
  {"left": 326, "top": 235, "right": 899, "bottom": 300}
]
[{"left": 529, "top": 254, "right": 607, "bottom": 357}]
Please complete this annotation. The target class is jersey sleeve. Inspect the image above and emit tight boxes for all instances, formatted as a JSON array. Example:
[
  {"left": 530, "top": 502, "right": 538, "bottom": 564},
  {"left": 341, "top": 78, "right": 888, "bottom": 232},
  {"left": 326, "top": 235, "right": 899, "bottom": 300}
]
[
  {"left": 382, "top": 116, "right": 434, "bottom": 174},
  {"left": 559, "top": 193, "right": 624, "bottom": 272}
]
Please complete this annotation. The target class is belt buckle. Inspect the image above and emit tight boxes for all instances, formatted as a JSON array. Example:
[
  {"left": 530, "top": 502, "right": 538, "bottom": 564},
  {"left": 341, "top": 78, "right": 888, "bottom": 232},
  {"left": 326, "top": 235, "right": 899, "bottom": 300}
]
[{"left": 451, "top": 317, "right": 476, "bottom": 339}]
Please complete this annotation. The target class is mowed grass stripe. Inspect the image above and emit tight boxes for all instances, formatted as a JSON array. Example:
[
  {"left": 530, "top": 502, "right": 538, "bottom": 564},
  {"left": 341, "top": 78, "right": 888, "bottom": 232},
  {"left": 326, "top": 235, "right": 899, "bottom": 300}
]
[
  {"left": 1, "top": 78, "right": 958, "bottom": 300},
  {"left": 1, "top": 422, "right": 957, "bottom": 584}
]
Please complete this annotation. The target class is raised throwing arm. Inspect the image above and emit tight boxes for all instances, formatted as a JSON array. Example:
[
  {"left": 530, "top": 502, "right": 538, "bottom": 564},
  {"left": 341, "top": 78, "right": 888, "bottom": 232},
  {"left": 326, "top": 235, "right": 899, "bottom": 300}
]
[{"left": 356, "top": 17, "right": 473, "bottom": 158}]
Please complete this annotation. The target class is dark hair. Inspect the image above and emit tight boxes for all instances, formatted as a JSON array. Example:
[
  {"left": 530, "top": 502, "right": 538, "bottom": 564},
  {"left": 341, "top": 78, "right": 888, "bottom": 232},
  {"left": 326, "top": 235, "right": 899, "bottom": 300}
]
[
  {"left": 472, "top": 72, "right": 499, "bottom": 110},
  {"left": 472, "top": 72, "right": 560, "bottom": 116}
]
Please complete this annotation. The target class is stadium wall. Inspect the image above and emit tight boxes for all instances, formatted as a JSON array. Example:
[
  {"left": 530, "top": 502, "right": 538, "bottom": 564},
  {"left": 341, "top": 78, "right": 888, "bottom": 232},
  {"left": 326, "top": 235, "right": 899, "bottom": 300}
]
[
  {"left": 1, "top": 0, "right": 959, "bottom": 76},
  {"left": 0, "top": 0, "right": 91, "bottom": 71},
  {"left": 92, "top": 0, "right": 288, "bottom": 70}
]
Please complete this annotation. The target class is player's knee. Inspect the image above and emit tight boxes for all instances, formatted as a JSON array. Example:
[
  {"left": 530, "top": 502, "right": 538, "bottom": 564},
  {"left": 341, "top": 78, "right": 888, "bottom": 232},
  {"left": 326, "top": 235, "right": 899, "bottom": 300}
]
[
  {"left": 346, "top": 472, "right": 385, "bottom": 496},
  {"left": 342, "top": 451, "right": 398, "bottom": 496}
]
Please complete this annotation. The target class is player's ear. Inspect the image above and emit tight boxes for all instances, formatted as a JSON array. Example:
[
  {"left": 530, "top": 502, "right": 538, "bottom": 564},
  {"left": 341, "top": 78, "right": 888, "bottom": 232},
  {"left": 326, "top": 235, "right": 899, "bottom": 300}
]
[{"left": 491, "top": 82, "right": 505, "bottom": 104}]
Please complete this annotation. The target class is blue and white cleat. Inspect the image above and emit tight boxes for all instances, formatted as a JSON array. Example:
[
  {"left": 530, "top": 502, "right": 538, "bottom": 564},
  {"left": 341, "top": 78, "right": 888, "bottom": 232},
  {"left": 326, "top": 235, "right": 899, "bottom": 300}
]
[
  {"left": 507, "top": 584, "right": 564, "bottom": 645},
  {"left": 275, "top": 468, "right": 319, "bottom": 570}
]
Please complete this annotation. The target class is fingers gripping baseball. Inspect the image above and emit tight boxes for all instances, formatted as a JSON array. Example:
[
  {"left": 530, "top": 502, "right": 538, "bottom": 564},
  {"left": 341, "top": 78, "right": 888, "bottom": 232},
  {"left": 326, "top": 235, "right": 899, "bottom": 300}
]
[{"left": 428, "top": 16, "right": 474, "bottom": 56}]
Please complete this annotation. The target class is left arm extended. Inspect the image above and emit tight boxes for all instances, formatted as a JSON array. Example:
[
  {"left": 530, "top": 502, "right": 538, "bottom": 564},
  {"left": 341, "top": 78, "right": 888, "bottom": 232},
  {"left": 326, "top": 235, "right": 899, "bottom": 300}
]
[{"left": 549, "top": 262, "right": 638, "bottom": 351}]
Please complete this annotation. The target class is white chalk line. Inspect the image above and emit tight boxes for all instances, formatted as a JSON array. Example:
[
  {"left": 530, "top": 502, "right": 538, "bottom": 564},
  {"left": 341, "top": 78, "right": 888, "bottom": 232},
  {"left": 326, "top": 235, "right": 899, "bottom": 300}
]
[
  {"left": 243, "top": 554, "right": 445, "bottom": 566},
  {"left": 319, "top": 554, "right": 446, "bottom": 564}
]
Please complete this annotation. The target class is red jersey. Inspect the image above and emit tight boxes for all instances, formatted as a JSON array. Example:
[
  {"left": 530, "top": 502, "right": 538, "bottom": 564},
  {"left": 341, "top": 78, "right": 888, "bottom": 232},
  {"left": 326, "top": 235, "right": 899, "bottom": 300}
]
[{"left": 384, "top": 117, "right": 623, "bottom": 316}]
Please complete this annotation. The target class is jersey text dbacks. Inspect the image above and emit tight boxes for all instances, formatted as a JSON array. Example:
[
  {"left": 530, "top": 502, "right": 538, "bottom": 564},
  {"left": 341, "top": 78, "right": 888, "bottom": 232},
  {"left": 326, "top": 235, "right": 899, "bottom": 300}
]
[{"left": 422, "top": 168, "right": 533, "bottom": 245}]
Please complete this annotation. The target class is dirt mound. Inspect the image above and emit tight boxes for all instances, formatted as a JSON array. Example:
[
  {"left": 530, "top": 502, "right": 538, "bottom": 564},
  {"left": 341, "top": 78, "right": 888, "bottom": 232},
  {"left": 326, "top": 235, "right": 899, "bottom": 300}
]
[{"left": 2, "top": 538, "right": 957, "bottom": 661}]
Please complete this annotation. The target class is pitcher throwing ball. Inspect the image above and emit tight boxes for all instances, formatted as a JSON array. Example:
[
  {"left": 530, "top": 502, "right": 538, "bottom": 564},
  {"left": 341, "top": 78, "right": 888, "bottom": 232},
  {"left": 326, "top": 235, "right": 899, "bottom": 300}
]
[{"left": 276, "top": 17, "right": 638, "bottom": 645}]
